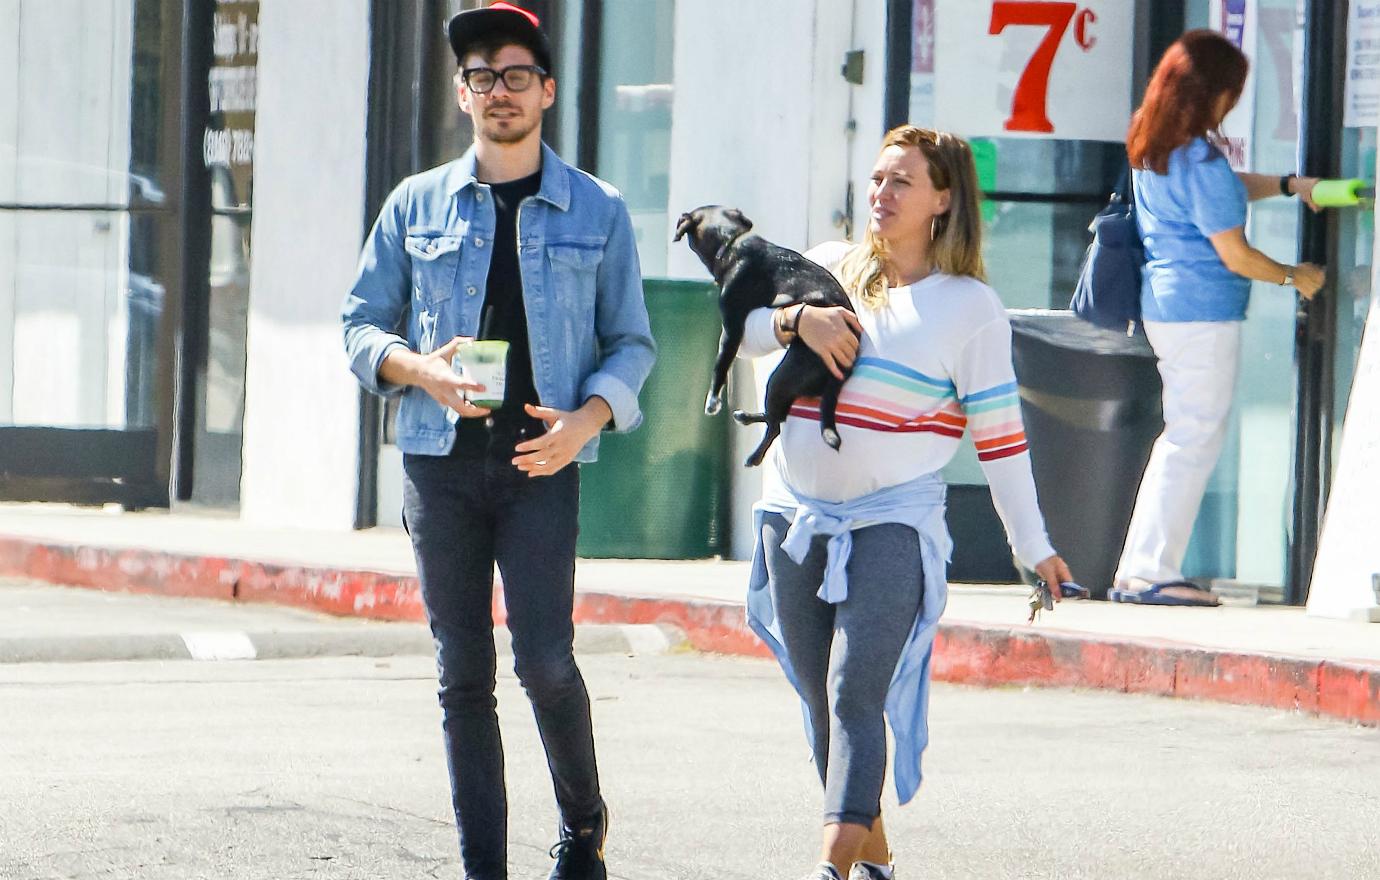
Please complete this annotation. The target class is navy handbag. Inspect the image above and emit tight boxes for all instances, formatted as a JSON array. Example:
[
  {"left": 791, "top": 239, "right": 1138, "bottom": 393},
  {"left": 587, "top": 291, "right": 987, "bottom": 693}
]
[{"left": 1070, "top": 169, "right": 1144, "bottom": 335}]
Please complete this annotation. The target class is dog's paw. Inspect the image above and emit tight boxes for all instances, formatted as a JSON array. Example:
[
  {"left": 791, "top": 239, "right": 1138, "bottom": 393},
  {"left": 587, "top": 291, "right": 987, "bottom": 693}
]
[
  {"left": 704, "top": 392, "right": 722, "bottom": 416},
  {"left": 822, "top": 427, "right": 842, "bottom": 450}
]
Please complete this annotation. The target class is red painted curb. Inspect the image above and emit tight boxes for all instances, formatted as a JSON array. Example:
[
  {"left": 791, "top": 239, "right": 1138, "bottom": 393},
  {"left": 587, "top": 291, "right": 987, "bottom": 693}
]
[
  {"left": 571, "top": 592, "right": 771, "bottom": 658},
  {"left": 2, "top": 534, "right": 1376, "bottom": 726},
  {"left": 0, "top": 536, "right": 428, "bottom": 622},
  {"left": 1318, "top": 662, "right": 1380, "bottom": 725}
]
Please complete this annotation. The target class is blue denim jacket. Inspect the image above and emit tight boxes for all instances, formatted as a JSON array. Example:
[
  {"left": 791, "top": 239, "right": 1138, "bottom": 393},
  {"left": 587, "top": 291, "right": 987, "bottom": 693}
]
[{"left": 342, "top": 142, "right": 656, "bottom": 459}]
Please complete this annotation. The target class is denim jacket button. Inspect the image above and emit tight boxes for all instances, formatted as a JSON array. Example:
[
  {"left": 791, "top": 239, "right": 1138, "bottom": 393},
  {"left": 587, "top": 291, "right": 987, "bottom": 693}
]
[
  {"left": 474, "top": 237, "right": 485, "bottom": 248},
  {"left": 476, "top": 191, "right": 485, "bottom": 203},
  {"left": 466, "top": 285, "right": 478, "bottom": 296}
]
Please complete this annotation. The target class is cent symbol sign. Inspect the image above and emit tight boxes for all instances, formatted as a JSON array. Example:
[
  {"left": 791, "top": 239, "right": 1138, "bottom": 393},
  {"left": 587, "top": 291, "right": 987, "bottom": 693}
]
[{"left": 934, "top": 0, "right": 1134, "bottom": 142}]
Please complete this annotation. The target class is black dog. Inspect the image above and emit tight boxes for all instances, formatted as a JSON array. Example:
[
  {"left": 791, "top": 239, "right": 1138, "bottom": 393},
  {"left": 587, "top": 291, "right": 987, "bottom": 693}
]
[{"left": 673, "top": 205, "right": 858, "bottom": 467}]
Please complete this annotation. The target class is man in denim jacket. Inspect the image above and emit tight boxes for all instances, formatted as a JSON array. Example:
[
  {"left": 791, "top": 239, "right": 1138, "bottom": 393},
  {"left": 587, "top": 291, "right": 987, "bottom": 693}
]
[{"left": 340, "top": 5, "right": 654, "bottom": 878}]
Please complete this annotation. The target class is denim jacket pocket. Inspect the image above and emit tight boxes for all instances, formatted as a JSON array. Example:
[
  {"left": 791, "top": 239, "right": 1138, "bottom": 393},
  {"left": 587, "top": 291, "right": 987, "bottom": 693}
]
[
  {"left": 405, "top": 233, "right": 462, "bottom": 306},
  {"left": 548, "top": 244, "right": 604, "bottom": 311}
]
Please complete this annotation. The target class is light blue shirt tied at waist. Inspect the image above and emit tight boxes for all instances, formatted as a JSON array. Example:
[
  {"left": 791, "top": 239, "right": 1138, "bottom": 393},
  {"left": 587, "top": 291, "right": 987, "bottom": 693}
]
[{"left": 747, "top": 471, "right": 953, "bottom": 804}]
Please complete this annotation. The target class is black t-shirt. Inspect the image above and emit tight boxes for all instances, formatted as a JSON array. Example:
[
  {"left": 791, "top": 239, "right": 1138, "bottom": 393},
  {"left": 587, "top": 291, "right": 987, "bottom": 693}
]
[{"left": 452, "top": 168, "right": 544, "bottom": 457}]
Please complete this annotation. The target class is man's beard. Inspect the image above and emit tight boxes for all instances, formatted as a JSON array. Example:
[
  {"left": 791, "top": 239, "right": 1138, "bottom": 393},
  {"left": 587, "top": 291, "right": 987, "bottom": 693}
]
[{"left": 481, "top": 111, "right": 538, "bottom": 145}]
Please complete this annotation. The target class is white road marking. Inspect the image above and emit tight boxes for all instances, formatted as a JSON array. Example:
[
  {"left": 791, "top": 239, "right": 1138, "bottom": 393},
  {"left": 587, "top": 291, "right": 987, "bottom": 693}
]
[
  {"left": 619, "top": 624, "right": 674, "bottom": 655},
  {"left": 180, "top": 631, "right": 258, "bottom": 661}
]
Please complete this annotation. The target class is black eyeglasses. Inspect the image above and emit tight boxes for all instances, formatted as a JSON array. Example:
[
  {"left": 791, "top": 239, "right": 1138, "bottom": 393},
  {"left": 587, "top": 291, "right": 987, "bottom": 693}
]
[{"left": 460, "top": 64, "right": 547, "bottom": 94}]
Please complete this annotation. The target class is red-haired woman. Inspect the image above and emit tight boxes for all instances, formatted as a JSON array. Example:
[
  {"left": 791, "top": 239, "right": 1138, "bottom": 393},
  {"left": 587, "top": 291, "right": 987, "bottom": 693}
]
[{"left": 1111, "top": 30, "right": 1326, "bottom": 605}]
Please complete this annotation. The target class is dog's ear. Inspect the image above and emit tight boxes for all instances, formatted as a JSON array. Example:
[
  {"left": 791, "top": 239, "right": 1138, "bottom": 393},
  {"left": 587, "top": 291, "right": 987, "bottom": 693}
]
[
  {"left": 672, "top": 212, "right": 696, "bottom": 242},
  {"left": 725, "top": 208, "right": 753, "bottom": 231}
]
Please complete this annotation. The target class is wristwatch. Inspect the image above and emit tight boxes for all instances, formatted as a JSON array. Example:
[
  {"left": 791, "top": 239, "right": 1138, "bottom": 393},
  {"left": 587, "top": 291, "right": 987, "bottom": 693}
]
[
  {"left": 1281, "top": 266, "right": 1295, "bottom": 287},
  {"left": 1280, "top": 174, "right": 1297, "bottom": 197}
]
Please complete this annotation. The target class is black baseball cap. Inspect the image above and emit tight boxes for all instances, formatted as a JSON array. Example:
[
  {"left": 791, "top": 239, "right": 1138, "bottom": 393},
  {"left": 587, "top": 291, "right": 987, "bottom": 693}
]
[{"left": 447, "top": 2, "right": 553, "bottom": 75}]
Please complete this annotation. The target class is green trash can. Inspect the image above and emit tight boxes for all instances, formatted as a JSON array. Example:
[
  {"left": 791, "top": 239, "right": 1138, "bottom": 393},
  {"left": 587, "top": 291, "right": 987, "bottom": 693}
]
[{"left": 577, "top": 278, "right": 732, "bottom": 558}]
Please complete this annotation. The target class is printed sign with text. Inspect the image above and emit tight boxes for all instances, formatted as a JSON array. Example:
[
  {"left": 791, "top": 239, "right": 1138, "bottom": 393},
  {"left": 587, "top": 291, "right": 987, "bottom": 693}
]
[
  {"left": 934, "top": 0, "right": 1134, "bottom": 142},
  {"left": 1210, "top": 0, "right": 1258, "bottom": 170},
  {"left": 1345, "top": 0, "right": 1380, "bottom": 128}
]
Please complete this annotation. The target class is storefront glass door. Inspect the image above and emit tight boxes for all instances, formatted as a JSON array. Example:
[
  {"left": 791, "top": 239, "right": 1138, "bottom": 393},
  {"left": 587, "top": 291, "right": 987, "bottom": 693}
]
[
  {"left": 0, "top": 0, "right": 182, "bottom": 507},
  {"left": 1184, "top": 0, "right": 1305, "bottom": 593}
]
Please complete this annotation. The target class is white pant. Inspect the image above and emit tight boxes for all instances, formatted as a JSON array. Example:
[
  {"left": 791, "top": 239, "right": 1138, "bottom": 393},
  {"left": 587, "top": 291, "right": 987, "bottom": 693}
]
[{"left": 1115, "top": 320, "right": 1242, "bottom": 586}]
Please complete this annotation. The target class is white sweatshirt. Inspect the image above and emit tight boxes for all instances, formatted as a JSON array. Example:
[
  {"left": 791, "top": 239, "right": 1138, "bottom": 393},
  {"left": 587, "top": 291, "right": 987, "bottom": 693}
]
[{"left": 740, "top": 241, "right": 1056, "bottom": 569}]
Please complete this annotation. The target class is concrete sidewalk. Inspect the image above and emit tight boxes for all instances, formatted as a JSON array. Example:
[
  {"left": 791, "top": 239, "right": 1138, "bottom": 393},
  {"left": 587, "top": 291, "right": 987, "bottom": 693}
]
[{"left": 0, "top": 503, "right": 1376, "bottom": 724}]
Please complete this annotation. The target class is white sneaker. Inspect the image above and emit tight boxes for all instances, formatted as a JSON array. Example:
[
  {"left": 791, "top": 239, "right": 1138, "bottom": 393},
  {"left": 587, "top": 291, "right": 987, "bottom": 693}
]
[
  {"left": 800, "top": 864, "right": 844, "bottom": 880},
  {"left": 848, "top": 862, "right": 894, "bottom": 880}
]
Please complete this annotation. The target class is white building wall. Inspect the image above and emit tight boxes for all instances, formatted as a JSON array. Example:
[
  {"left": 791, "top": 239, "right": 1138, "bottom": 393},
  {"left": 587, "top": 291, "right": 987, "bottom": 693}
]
[
  {"left": 665, "top": 0, "right": 889, "bottom": 558},
  {"left": 844, "top": 0, "right": 891, "bottom": 246},
  {"left": 239, "top": 0, "right": 370, "bottom": 529}
]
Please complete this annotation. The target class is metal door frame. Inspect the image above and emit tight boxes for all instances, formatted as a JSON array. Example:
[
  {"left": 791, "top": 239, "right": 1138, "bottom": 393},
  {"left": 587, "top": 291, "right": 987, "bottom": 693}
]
[{"left": 1289, "top": 0, "right": 1348, "bottom": 604}]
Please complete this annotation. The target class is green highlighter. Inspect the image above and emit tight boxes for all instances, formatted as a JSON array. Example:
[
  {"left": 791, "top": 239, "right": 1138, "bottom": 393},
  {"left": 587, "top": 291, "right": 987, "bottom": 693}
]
[{"left": 1312, "top": 178, "right": 1375, "bottom": 209}]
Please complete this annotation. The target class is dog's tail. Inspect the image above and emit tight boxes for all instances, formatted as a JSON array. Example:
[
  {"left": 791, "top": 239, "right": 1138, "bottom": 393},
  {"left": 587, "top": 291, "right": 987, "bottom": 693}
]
[{"left": 818, "top": 385, "right": 844, "bottom": 451}]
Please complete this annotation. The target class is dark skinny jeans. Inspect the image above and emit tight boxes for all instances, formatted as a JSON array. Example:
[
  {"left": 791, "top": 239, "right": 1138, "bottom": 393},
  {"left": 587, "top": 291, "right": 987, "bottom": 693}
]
[{"left": 402, "top": 439, "right": 603, "bottom": 880}]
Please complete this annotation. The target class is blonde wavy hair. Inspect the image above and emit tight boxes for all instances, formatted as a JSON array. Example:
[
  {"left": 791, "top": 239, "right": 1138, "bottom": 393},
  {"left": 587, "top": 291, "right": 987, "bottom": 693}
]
[{"left": 836, "top": 126, "right": 986, "bottom": 309}]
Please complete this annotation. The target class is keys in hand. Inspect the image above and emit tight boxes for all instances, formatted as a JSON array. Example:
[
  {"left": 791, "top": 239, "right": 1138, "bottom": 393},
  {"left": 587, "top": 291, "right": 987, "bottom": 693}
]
[{"left": 1027, "top": 579, "right": 1089, "bottom": 623}]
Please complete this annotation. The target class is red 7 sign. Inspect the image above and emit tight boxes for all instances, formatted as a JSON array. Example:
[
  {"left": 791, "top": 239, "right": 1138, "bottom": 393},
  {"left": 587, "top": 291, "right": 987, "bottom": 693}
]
[{"left": 989, "top": 1, "right": 1079, "bottom": 133}]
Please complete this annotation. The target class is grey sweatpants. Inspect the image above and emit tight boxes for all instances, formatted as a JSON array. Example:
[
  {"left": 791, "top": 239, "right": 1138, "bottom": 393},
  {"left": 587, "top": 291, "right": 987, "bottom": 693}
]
[{"left": 761, "top": 512, "right": 924, "bottom": 826}]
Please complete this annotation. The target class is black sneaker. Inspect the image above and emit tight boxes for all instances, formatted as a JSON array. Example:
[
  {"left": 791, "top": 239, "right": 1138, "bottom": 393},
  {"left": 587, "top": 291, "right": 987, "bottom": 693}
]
[{"left": 546, "top": 804, "right": 608, "bottom": 880}]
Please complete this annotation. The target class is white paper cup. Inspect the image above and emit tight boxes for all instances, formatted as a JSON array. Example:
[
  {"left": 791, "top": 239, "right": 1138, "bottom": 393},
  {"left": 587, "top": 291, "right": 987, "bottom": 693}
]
[{"left": 451, "top": 340, "right": 508, "bottom": 410}]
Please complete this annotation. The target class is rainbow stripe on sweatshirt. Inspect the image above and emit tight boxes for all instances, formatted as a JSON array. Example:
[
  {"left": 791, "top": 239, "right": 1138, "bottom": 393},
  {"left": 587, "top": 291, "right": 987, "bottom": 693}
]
[{"left": 787, "top": 356, "right": 1029, "bottom": 462}]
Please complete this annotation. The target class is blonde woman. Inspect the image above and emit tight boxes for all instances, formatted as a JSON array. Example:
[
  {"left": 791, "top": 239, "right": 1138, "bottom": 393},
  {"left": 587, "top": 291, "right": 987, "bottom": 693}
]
[{"left": 738, "top": 126, "right": 1072, "bottom": 880}]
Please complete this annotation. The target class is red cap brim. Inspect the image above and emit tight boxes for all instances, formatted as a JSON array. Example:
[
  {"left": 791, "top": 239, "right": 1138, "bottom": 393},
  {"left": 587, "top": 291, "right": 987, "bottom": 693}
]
[{"left": 446, "top": 3, "right": 552, "bottom": 71}]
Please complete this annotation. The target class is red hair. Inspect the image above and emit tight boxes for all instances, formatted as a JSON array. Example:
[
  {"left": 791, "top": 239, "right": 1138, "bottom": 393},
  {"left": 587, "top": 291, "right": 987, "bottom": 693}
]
[{"left": 1127, "top": 30, "right": 1248, "bottom": 173}]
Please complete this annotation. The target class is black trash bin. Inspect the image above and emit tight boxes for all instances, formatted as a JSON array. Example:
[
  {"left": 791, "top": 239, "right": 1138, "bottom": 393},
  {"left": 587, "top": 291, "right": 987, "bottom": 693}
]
[{"left": 1008, "top": 310, "right": 1163, "bottom": 598}]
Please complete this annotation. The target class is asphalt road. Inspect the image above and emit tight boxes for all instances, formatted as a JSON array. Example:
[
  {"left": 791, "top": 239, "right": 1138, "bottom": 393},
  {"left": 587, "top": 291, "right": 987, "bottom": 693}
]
[{"left": 1, "top": 653, "right": 1377, "bottom": 880}]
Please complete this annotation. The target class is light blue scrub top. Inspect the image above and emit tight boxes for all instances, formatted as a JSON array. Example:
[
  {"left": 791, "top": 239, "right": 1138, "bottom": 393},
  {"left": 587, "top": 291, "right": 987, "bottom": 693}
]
[{"left": 1133, "top": 137, "right": 1251, "bottom": 322}]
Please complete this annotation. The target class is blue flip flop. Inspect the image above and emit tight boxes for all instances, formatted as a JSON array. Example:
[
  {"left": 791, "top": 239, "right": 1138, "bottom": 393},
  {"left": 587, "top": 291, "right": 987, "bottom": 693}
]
[{"left": 1109, "top": 580, "right": 1219, "bottom": 606}]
